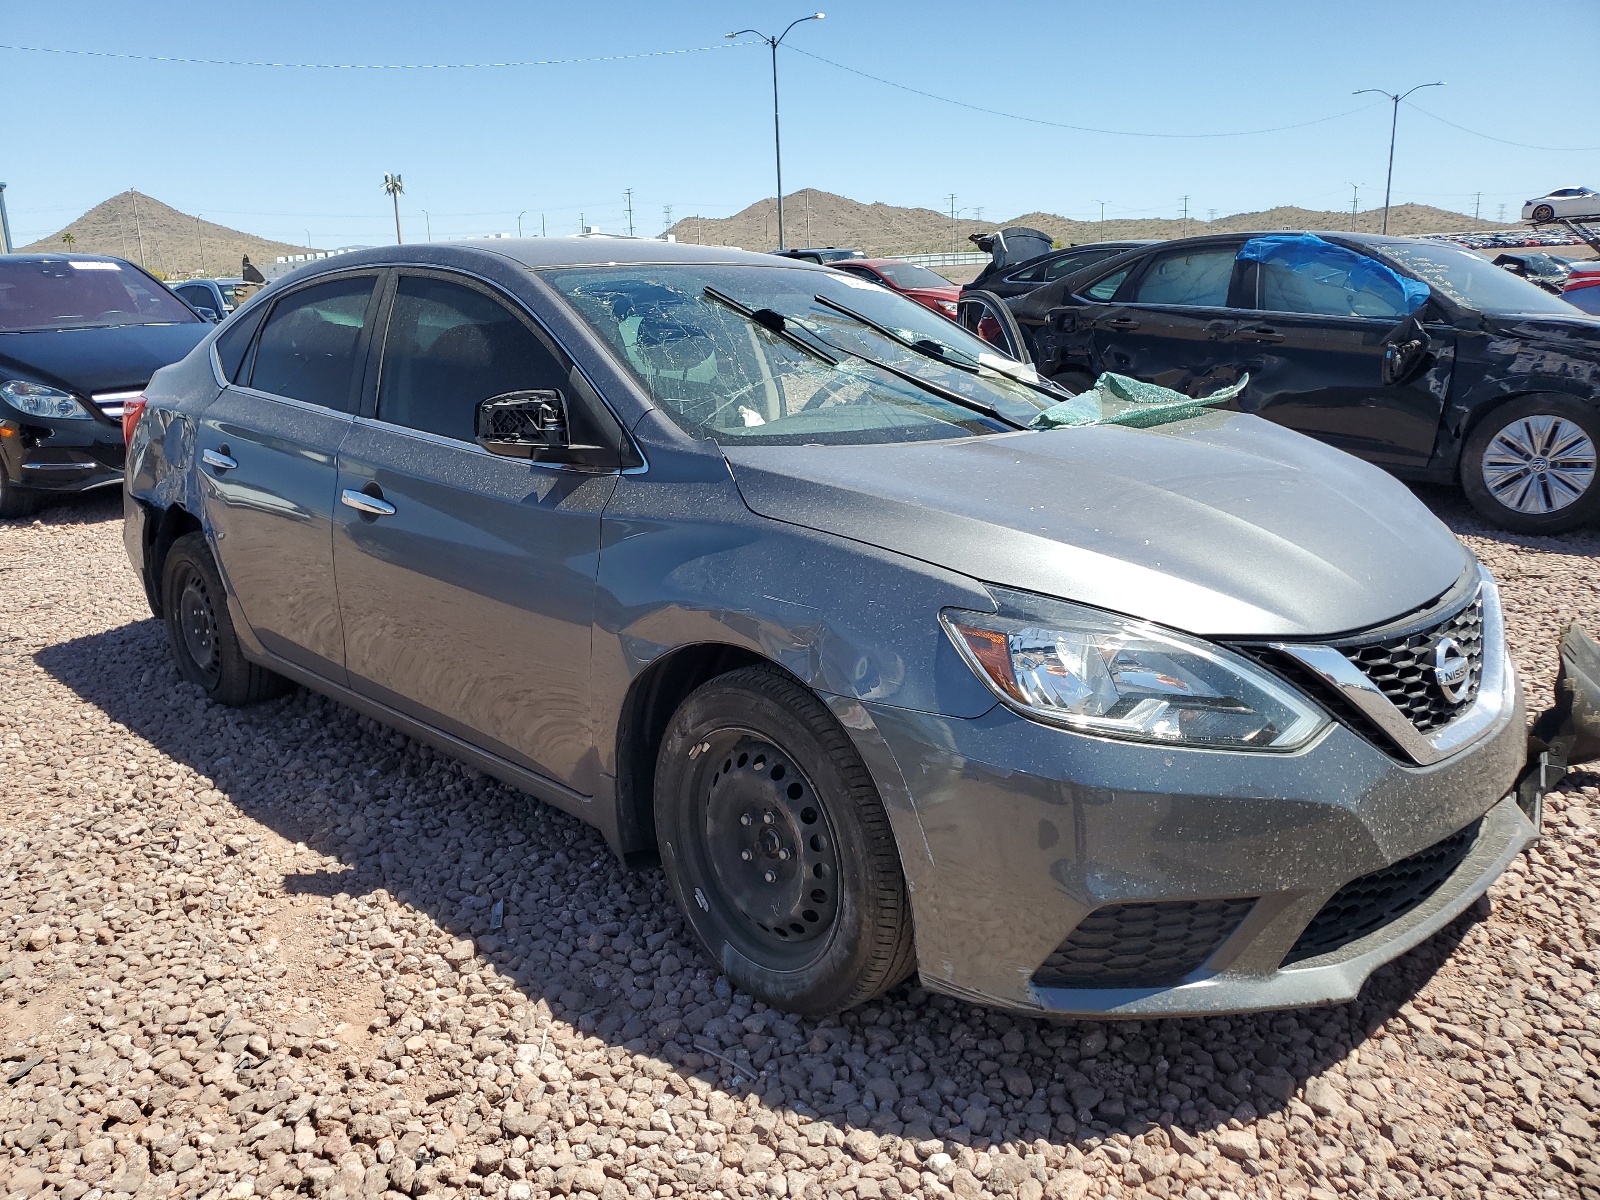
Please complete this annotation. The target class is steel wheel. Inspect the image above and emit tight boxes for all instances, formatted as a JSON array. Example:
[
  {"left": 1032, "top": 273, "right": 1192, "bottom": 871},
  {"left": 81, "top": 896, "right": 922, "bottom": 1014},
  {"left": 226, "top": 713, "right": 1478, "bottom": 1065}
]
[
  {"left": 700, "top": 734, "right": 842, "bottom": 958},
  {"left": 175, "top": 564, "right": 223, "bottom": 687},
  {"left": 1480, "top": 414, "right": 1597, "bottom": 514}
]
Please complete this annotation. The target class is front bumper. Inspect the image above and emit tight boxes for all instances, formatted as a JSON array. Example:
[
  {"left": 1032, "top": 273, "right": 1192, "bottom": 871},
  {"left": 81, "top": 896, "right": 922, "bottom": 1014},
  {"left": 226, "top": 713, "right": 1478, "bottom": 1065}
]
[
  {"left": 0, "top": 413, "right": 124, "bottom": 493},
  {"left": 834, "top": 650, "right": 1531, "bottom": 1017}
]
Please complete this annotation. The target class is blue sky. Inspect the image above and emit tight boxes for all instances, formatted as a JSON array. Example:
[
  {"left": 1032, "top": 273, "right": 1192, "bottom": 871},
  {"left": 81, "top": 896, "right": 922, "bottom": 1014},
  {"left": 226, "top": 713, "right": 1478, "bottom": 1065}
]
[{"left": 5, "top": 0, "right": 1596, "bottom": 248}]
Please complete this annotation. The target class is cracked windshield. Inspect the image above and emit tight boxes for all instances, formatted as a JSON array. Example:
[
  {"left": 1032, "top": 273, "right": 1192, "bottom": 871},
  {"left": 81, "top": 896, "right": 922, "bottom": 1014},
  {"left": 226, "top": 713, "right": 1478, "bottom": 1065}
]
[{"left": 546, "top": 264, "right": 1054, "bottom": 445}]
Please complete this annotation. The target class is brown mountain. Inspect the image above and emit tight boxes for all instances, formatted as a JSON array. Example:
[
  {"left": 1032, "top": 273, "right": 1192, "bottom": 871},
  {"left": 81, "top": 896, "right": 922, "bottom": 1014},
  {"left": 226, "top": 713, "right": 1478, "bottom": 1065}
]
[
  {"left": 668, "top": 189, "right": 1513, "bottom": 256},
  {"left": 19, "top": 191, "right": 307, "bottom": 279}
]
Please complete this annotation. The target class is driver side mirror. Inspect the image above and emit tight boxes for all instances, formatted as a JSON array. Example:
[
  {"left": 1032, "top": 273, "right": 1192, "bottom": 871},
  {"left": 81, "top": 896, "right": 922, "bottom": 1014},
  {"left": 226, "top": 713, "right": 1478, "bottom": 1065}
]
[
  {"left": 475, "top": 390, "right": 616, "bottom": 470},
  {"left": 1381, "top": 315, "right": 1431, "bottom": 386},
  {"left": 195, "top": 307, "right": 221, "bottom": 323}
]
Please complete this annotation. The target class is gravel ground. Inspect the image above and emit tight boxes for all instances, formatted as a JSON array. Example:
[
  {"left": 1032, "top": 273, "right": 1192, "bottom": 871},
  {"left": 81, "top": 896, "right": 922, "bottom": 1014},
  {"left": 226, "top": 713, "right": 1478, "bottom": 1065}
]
[{"left": 2, "top": 489, "right": 1598, "bottom": 1200}]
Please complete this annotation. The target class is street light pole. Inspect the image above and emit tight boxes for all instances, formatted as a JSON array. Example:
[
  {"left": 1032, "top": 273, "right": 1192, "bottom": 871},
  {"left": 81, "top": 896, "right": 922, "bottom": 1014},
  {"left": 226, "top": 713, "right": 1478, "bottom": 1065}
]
[
  {"left": 0, "top": 183, "right": 13, "bottom": 254},
  {"left": 1354, "top": 82, "right": 1444, "bottom": 235},
  {"left": 728, "top": 13, "right": 824, "bottom": 252},
  {"left": 517, "top": 211, "right": 526, "bottom": 237}
]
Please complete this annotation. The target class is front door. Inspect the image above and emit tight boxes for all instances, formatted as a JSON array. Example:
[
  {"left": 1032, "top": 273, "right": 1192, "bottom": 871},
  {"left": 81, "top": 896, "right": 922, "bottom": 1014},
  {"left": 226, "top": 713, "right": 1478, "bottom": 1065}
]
[
  {"left": 1228, "top": 239, "right": 1455, "bottom": 467},
  {"left": 1082, "top": 243, "right": 1251, "bottom": 397},
  {"left": 198, "top": 272, "right": 381, "bottom": 681},
  {"left": 331, "top": 271, "right": 616, "bottom": 791}
]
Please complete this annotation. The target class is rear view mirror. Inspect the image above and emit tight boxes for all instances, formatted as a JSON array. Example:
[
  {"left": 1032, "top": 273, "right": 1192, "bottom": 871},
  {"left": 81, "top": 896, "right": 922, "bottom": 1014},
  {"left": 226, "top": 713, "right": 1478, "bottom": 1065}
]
[{"left": 475, "top": 390, "right": 615, "bottom": 470}]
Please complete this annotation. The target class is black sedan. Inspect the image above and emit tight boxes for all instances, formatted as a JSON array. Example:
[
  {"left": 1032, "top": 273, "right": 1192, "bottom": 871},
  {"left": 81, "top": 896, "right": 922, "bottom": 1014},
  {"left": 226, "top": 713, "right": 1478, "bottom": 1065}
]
[
  {"left": 988, "top": 231, "right": 1600, "bottom": 534},
  {"left": 962, "top": 238, "right": 1155, "bottom": 301},
  {"left": 0, "top": 254, "right": 208, "bottom": 516}
]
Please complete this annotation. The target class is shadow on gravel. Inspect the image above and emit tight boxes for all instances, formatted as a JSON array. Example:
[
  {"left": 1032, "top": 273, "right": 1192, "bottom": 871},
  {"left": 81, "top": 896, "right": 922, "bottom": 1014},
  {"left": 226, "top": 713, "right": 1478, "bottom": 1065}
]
[
  {"left": 5, "top": 487, "right": 124, "bottom": 528},
  {"left": 39, "top": 614, "right": 1483, "bottom": 1169}
]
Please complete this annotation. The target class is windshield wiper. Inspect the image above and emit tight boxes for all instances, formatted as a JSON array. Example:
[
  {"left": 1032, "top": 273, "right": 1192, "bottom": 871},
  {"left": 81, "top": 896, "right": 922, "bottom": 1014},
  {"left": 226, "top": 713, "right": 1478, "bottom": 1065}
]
[
  {"left": 703, "top": 287, "right": 836, "bottom": 366},
  {"left": 705, "top": 286, "right": 1026, "bottom": 431},
  {"left": 812, "top": 293, "right": 1071, "bottom": 403}
]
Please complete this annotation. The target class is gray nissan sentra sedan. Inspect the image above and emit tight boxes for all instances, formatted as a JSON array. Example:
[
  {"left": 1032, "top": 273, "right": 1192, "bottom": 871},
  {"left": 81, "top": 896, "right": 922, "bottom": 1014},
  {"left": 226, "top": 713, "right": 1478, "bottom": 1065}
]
[{"left": 123, "top": 238, "right": 1537, "bottom": 1018}]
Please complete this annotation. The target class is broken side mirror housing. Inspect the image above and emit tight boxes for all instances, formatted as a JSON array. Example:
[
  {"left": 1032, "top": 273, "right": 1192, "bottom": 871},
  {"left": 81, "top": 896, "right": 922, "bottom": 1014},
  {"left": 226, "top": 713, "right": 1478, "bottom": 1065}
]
[
  {"left": 475, "top": 390, "right": 617, "bottom": 470},
  {"left": 1381, "top": 315, "right": 1431, "bottom": 386}
]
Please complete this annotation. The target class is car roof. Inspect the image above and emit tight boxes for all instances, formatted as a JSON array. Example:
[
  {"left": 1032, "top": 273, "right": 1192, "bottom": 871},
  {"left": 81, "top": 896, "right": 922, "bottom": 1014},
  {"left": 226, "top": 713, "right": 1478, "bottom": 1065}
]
[
  {"left": 845, "top": 257, "right": 947, "bottom": 269},
  {"left": 289, "top": 237, "right": 825, "bottom": 274},
  {"left": 0, "top": 252, "right": 137, "bottom": 266}
]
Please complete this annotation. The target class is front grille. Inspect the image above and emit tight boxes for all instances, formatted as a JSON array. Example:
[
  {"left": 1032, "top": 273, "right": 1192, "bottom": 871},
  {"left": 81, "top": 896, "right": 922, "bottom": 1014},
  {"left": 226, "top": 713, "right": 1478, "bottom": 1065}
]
[
  {"left": 1032, "top": 897, "right": 1255, "bottom": 989},
  {"left": 1340, "top": 597, "right": 1484, "bottom": 733},
  {"left": 1281, "top": 818, "right": 1482, "bottom": 966}
]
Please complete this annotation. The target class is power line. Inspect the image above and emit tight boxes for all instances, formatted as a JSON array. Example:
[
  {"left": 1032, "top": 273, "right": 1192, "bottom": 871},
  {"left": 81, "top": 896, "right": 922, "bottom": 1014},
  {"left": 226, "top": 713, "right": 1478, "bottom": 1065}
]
[
  {"left": 1402, "top": 100, "right": 1600, "bottom": 152},
  {"left": 0, "top": 40, "right": 755, "bottom": 70},
  {"left": 788, "top": 46, "right": 1382, "bottom": 139}
]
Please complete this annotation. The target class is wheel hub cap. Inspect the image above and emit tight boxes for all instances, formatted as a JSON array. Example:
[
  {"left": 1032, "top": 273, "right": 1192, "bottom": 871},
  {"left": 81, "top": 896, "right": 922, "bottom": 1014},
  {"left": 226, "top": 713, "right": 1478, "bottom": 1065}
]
[
  {"left": 1481, "top": 415, "right": 1596, "bottom": 514},
  {"left": 703, "top": 737, "right": 839, "bottom": 946}
]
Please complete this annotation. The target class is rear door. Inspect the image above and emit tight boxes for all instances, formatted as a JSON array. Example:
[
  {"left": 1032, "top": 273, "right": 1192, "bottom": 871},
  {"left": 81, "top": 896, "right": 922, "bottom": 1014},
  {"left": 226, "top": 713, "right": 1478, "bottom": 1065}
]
[
  {"left": 331, "top": 269, "right": 618, "bottom": 791},
  {"left": 1079, "top": 243, "right": 1251, "bottom": 396},
  {"left": 1228, "top": 240, "right": 1455, "bottom": 467},
  {"left": 197, "top": 271, "right": 381, "bottom": 682}
]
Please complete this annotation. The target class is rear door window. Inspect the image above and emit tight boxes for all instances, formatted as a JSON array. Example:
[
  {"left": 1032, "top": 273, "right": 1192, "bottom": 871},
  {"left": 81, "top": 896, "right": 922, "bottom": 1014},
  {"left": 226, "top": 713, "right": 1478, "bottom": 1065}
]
[
  {"left": 1131, "top": 247, "right": 1238, "bottom": 307},
  {"left": 214, "top": 303, "right": 270, "bottom": 382},
  {"left": 1083, "top": 267, "right": 1132, "bottom": 302},
  {"left": 249, "top": 275, "right": 378, "bottom": 411},
  {"left": 376, "top": 275, "right": 571, "bottom": 443}
]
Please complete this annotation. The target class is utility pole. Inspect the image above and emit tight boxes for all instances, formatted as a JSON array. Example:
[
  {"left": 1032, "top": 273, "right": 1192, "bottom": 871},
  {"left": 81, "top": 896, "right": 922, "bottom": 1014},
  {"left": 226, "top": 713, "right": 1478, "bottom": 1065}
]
[
  {"left": 0, "top": 183, "right": 12, "bottom": 254},
  {"left": 131, "top": 190, "right": 147, "bottom": 267},
  {"left": 946, "top": 193, "right": 958, "bottom": 254},
  {"left": 1349, "top": 183, "right": 1361, "bottom": 221},
  {"left": 196, "top": 213, "right": 204, "bottom": 276},
  {"left": 624, "top": 189, "right": 635, "bottom": 237},
  {"left": 663, "top": 205, "right": 674, "bottom": 237},
  {"left": 727, "top": 14, "right": 825, "bottom": 252},
  {"left": 805, "top": 195, "right": 811, "bottom": 246},
  {"left": 541, "top": 214, "right": 546, "bottom": 237},
  {"left": 1496, "top": 203, "right": 1507, "bottom": 223},
  {"left": 1095, "top": 200, "right": 1107, "bottom": 223},
  {"left": 1473, "top": 191, "right": 1482, "bottom": 221},
  {"left": 1353, "top": 82, "right": 1445, "bottom": 234},
  {"left": 423, "top": 211, "right": 432, "bottom": 242},
  {"left": 383, "top": 173, "right": 404, "bottom": 244},
  {"left": 1207, "top": 208, "right": 1217, "bottom": 223},
  {"left": 1180, "top": 194, "right": 1190, "bottom": 235}
]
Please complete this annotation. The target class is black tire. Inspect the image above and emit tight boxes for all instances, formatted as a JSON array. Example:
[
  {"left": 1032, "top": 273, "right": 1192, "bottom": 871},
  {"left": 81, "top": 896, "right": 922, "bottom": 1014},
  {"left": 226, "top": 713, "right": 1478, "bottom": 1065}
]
[
  {"left": 1531, "top": 204, "right": 1555, "bottom": 224},
  {"left": 0, "top": 472, "right": 41, "bottom": 519},
  {"left": 956, "top": 289, "right": 1031, "bottom": 363},
  {"left": 655, "top": 665, "right": 915, "bottom": 1015},
  {"left": 1461, "top": 395, "right": 1600, "bottom": 534},
  {"left": 161, "top": 532, "right": 292, "bottom": 705}
]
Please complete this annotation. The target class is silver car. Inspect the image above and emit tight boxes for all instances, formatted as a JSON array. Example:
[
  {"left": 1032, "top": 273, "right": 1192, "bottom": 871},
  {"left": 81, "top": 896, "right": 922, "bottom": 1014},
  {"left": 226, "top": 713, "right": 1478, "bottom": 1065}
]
[{"left": 124, "top": 238, "right": 1537, "bottom": 1017}]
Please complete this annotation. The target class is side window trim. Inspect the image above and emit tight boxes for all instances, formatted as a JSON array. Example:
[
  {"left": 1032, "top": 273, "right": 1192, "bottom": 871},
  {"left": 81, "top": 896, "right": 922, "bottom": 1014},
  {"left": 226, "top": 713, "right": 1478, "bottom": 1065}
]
[
  {"left": 239, "top": 269, "right": 385, "bottom": 413},
  {"left": 370, "top": 266, "right": 637, "bottom": 469}
]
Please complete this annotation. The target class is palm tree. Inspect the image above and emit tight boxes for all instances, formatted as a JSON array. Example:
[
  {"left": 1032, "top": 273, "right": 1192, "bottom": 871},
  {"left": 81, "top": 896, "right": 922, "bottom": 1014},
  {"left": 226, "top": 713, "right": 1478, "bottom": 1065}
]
[
  {"left": 383, "top": 174, "right": 404, "bottom": 245},
  {"left": 61, "top": 232, "right": 76, "bottom": 250}
]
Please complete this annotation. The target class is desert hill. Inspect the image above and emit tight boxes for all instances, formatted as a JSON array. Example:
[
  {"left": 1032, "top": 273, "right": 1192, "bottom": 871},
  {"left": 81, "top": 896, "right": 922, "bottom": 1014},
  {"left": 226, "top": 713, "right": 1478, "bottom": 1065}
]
[
  {"left": 667, "top": 189, "right": 1513, "bottom": 256},
  {"left": 19, "top": 192, "right": 307, "bottom": 279}
]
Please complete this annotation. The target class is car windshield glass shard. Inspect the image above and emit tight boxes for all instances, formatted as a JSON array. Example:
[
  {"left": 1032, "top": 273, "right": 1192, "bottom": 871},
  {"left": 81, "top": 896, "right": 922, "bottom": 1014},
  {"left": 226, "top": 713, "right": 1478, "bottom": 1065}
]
[
  {"left": 547, "top": 264, "right": 1049, "bottom": 446},
  {"left": 0, "top": 259, "right": 201, "bottom": 333},
  {"left": 1031, "top": 371, "right": 1248, "bottom": 430},
  {"left": 1239, "top": 233, "right": 1427, "bottom": 319},
  {"left": 1377, "top": 241, "right": 1585, "bottom": 316}
]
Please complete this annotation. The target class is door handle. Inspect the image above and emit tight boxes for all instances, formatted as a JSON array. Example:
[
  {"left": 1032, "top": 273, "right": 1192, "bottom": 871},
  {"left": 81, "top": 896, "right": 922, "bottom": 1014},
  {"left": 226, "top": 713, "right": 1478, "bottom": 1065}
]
[
  {"left": 341, "top": 488, "right": 396, "bottom": 517},
  {"left": 201, "top": 448, "right": 238, "bottom": 472},
  {"left": 1102, "top": 317, "right": 1141, "bottom": 330},
  {"left": 1235, "top": 327, "right": 1285, "bottom": 343}
]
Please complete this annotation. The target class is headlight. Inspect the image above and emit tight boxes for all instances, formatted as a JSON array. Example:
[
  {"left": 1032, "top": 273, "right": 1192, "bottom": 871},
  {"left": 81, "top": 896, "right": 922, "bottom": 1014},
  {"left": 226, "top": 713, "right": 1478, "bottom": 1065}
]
[
  {"left": 937, "top": 300, "right": 958, "bottom": 314},
  {"left": 942, "top": 597, "right": 1329, "bottom": 751},
  {"left": 0, "top": 380, "right": 93, "bottom": 420}
]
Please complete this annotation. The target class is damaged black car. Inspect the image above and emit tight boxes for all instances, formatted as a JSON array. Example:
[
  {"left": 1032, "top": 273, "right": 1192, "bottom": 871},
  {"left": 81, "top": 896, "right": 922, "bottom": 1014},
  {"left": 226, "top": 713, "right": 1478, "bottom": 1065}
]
[{"left": 962, "top": 231, "right": 1600, "bottom": 534}]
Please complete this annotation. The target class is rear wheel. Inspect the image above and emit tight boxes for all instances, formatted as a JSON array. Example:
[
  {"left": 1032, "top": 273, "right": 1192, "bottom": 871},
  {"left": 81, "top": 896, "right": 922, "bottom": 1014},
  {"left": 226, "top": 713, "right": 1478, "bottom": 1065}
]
[
  {"left": 162, "top": 532, "right": 292, "bottom": 705},
  {"left": 655, "top": 665, "right": 914, "bottom": 1015},
  {"left": 0, "top": 472, "right": 41, "bottom": 519},
  {"left": 1531, "top": 204, "right": 1555, "bottom": 224},
  {"left": 1461, "top": 395, "right": 1600, "bottom": 533}
]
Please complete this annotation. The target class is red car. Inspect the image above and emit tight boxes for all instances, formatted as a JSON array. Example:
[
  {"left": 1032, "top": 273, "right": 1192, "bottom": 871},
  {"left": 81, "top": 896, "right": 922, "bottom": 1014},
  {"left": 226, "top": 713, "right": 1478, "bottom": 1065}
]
[
  {"left": 1563, "top": 268, "right": 1600, "bottom": 315},
  {"left": 828, "top": 258, "right": 961, "bottom": 318}
]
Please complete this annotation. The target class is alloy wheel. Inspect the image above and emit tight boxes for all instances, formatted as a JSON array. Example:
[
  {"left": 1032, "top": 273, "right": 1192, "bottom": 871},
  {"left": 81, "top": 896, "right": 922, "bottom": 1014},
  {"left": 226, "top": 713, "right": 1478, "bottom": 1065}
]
[
  {"left": 1480, "top": 414, "right": 1597, "bottom": 515},
  {"left": 699, "top": 734, "right": 841, "bottom": 959}
]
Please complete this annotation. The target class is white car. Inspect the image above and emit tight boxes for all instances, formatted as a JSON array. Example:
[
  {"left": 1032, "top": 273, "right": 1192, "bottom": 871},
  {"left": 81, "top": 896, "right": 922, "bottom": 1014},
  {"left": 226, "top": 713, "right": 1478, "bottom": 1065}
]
[{"left": 1523, "top": 187, "right": 1600, "bottom": 224}]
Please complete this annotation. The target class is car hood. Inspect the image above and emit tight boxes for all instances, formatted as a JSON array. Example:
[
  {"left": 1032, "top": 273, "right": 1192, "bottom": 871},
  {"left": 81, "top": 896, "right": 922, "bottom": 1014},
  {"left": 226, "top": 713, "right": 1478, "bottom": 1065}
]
[
  {"left": 724, "top": 411, "right": 1469, "bottom": 638},
  {"left": 0, "top": 323, "right": 209, "bottom": 396}
]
